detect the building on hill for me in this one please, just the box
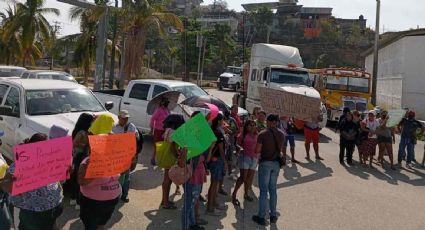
[242,0,366,39]
[169,0,202,16]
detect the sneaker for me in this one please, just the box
[215,204,227,211]
[270,216,278,224]
[121,197,130,203]
[252,215,267,226]
[199,195,207,203]
[206,210,222,217]
[218,188,228,196]
[75,204,80,210]
[69,199,77,206]
[189,225,205,230]
[196,218,208,226]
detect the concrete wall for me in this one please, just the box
[365,39,404,111]
[401,36,425,120]
[365,35,425,120]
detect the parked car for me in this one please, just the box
[94,79,249,132]
[0,78,117,160]
[21,70,77,83]
[0,66,27,79]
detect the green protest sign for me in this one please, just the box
[386,110,405,127]
[171,113,217,159]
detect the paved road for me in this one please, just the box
[56,89,425,230]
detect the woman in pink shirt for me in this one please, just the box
[150,97,171,165]
[78,114,121,230]
[232,120,258,206]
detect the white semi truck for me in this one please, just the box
[244,43,327,127]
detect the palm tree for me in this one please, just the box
[2,0,60,66]
[69,6,100,86]
[120,0,183,79]
[0,5,22,65]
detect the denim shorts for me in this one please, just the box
[208,159,224,182]
[238,155,258,170]
[284,135,295,147]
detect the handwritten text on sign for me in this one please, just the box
[85,133,136,178]
[259,87,321,122]
[12,136,72,196]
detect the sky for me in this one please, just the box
[1,0,424,36]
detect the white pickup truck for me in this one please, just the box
[94,79,248,132]
[0,79,117,160]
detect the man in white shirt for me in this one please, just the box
[112,110,139,203]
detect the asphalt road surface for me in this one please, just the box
[54,88,425,230]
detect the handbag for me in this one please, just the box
[169,163,192,186]
[156,141,177,169]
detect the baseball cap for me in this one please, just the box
[119,110,130,118]
[368,110,376,116]
[267,114,279,122]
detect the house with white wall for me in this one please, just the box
[364,29,425,120]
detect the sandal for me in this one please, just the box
[244,195,254,202]
[232,199,240,207]
[162,203,177,210]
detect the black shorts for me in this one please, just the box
[19,205,63,230]
[80,195,119,230]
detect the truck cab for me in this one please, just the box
[217,66,242,91]
[245,43,327,127]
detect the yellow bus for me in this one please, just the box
[310,68,374,122]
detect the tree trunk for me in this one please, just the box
[109,0,119,89]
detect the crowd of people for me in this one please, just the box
[0,97,425,230]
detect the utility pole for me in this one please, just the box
[183,17,189,82]
[372,0,380,106]
[51,21,61,70]
[56,0,108,90]
[196,31,203,86]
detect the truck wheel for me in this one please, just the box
[234,83,240,92]
[218,84,223,91]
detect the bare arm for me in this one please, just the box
[78,162,95,186]
[255,143,262,159]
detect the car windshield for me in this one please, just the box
[172,85,208,98]
[325,75,369,93]
[26,89,104,115]
[270,68,311,86]
[38,74,73,82]
[0,68,25,77]
[225,67,241,75]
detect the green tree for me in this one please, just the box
[0,5,22,65]
[69,6,101,85]
[249,7,274,43]
[318,21,341,44]
[120,0,183,79]
[2,0,60,66]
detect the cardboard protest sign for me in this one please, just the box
[171,113,217,159]
[85,133,136,178]
[12,136,72,195]
[259,87,321,122]
[386,110,405,127]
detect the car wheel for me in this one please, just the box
[218,84,223,90]
[234,83,240,92]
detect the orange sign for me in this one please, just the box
[85,133,137,178]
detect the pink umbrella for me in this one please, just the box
[205,103,219,122]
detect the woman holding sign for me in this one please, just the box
[1,133,65,230]
[78,114,121,230]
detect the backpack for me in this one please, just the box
[124,123,144,153]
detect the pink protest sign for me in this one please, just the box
[12,136,73,196]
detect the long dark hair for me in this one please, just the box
[211,113,224,131]
[24,133,48,144]
[72,113,95,139]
